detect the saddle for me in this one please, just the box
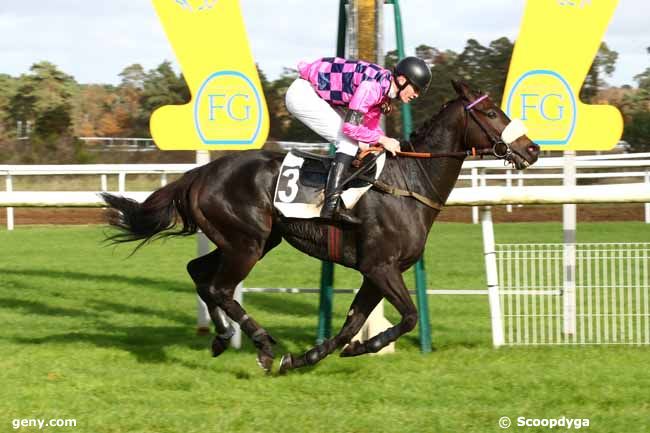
[291,149,380,189]
[273,149,386,220]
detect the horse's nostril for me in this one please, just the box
[528,144,540,155]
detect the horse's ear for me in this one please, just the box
[451,79,462,95]
[451,80,472,100]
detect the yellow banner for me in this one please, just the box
[503,0,623,151]
[150,0,269,150]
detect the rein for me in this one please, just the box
[359,147,488,160]
[361,93,516,211]
[396,148,492,159]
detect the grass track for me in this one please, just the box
[1,223,649,433]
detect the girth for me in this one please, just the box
[367,178,443,211]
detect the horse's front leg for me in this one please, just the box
[278,277,382,373]
[340,266,418,357]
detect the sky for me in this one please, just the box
[0,1,648,87]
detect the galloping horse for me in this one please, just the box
[102,81,539,373]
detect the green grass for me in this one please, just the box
[1,223,650,433]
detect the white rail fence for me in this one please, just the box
[496,243,650,345]
[1,164,195,230]
[460,153,650,223]
[2,153,649,229]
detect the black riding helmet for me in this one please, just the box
[394,56,432,95]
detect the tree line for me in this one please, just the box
[1,37,649,163]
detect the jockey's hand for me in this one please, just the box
[378,136,401,156]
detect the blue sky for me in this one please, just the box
[1,1,648,86]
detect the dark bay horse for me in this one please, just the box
[101,81,539,373]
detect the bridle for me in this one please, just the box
[462,94,515,164]
[395,94,519,165]
[368,93,527,211]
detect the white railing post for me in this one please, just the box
[118,172,126,193]
[481,206,504,347]
[100,174,108,192]
[6,173,14,230]
[195,151,213,335]
[563,151,577,336]
[232,283,243,349]
[517,171,524,208]
[161,172,168,187]
[471,168,479,224]
[645,170,650,224]
[506,169,513,213]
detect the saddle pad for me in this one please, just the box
[299,158,378,189]
[273,151,386,219]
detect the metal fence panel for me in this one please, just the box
[496,243,650,345]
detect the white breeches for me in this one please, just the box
[285,78,360,156]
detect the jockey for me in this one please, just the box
[285,56,432,225]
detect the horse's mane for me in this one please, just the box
[408,97,460,145]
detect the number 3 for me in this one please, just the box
[278,168,299,202]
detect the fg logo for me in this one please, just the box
[194,70,263,145]
[505,70,577,145]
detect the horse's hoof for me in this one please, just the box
[340,341,365,358]
[256,353,274,373]
[211,336,229,357]
[278,353,293,374]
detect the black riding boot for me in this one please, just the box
[320,153,362,225]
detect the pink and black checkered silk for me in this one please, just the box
[297,57,393,145]
[298,57,392,106]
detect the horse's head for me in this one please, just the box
[451,80,539,170]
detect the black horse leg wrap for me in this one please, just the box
[304,346,326,365]
[238,316,276,349]
[217,325,235,340]
[366,327,401,353]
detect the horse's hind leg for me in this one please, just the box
[278,277,383,373]
[188,229,282,370]
[340,267,418,357]
[208,246,280,371]
[187,249,235,357]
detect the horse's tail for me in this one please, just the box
[101,166,203,250]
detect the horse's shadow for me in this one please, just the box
[1,268,321,366]
[0,268,190,294]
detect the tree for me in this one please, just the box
[580,42,618,102]
[620,46,650,151]
[415,44,439,66]
[257,65,281,140]
[71,84,113,137]
[623,111,650,151]
[0,74,18,139]
[7,61,77,140]
[384,49,399,70]
[454,37,514,102]
[136,61,190,136]
[119,64,146,90]
[484,37,515,102]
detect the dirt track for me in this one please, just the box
[0,204,644,226]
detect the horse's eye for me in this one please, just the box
[487,111,498,119]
